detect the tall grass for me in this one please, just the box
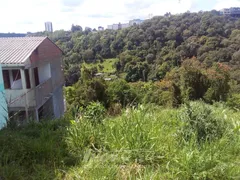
[0,102,239,179]
[0,119,74,180]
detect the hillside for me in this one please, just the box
[46,11,240,86]
[1,10,240,179]
[0,102,240,179]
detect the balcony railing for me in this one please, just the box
[6,78,53,109]
[5,89,36,108]
[35,78,53,108]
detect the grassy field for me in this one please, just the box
[0,101,240,179]
[83,58,118,74]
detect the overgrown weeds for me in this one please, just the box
[0,102,239,179]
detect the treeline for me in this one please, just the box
[65,58,232,113]
[0,33,26,37]
[49,10,240,85]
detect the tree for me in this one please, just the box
[71,24,83,32]
[65,65,81,86]
[82,49,95,62]
[107,79,137,106]
[146,53,155,64]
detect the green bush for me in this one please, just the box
[107,79,137,107]
[0,119,73,179]
[1,102,240,179]
[179,101,226,143]
[84,102,106,123]
[226,93,240,110]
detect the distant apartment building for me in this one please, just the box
[107,24,120,30]
[129,19,144,26]
[107,19,144,30]
[107,23,128,30]
[113,24,120,30]
[45,22,53,32]
[107,25,113,30]
[98,26,104,31]
[220,7,240,17]
[121,23,130,28]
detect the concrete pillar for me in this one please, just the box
[20,69,29,121]
[29,68,35,88]
[20,69,26,89]
[9,70,13,87]
[35,108,39,122]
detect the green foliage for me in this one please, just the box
[204,63,230,102]
[226,93,240,110]
[179,59,209,101]
[107,79,137,107]
[83,58,118,73]
[0,119,74,179]
[131,80,181,107]
[2,11,240,179]
[179,101,226,143]
[41,11,239,85]
[64,65,81,86]
[66,58,231,112]
[166,58,231,104]
[84,102,106,123]
[1,102,240,179]
[71,24,83,33]
[68,78,108,108]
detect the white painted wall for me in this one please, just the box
[112,24,119,30]
[5,89,36,108]
[10,70,23,90]
[11,79,23,89]
[122,23,130,28]
[38,63,51,84]
[107,25,113,30]
[52,86,64,118]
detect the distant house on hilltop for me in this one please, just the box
[107,22,129,30]
[98,26,104,31]
[107,19,144,30]
[220,7,240,17]
[0,37,65,126]
[129,19,144,26]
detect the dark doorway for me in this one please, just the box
[3,70,11,89]
[25,69,31,89]
[34,67,40,86]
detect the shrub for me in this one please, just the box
[226,93,240,110]
[107,103,122,116]
[65,78,108,108]
[84,102,106,123]
[142,80,181,107]
[179,101,226,143]
[107,79,137,107]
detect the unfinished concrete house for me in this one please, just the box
[0,37,65,123]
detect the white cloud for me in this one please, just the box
[0,0,239,33]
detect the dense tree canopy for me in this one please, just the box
[45,11,239,85]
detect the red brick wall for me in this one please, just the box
[29,38,64,88]
[30,38,62,64]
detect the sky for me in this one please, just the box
[0,0,239,33]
